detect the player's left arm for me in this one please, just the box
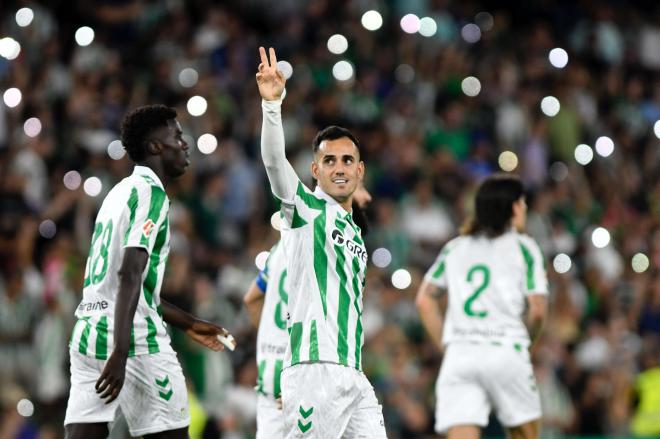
[160,299,229,351]
[521,236,549,345]
[243,280,266,328]
[415,280,446,352]
[526,294,547,345]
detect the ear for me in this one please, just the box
[311,160,319,180]
[146,139,162,155]
[357,161,365,180]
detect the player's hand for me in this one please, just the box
[96,350,128,404]
[256,47,285,101]
[186,319,229,351]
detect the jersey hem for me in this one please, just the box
[128,419,190,436]
[64,416,114,426]
[285,359,362,371]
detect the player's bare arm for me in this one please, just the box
[160,299,230,351]
[525,294,547,345]
[96,247,148,404]
[243,280,265,328]
[415,280,446,352]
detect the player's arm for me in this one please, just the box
[256,46,298,201]
[243,280,266,328]
[525,294,547,345]
[96,247,148,404]
[415,280,446,352]
[160,299,229,351]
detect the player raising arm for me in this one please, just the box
[416,174,548,439]
[256,47,387,438]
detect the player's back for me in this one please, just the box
[437,230,547,348]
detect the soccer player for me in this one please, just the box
[243,185,372,439]
[64,105,231,439]
[416,173,548,439]
[256,47,387,438]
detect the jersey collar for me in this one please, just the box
[132,165,165,190]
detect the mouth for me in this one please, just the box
[332,178,348,185]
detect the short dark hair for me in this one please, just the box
[312,126,360,156]
[462,174,525,237]
[121,105,177,162]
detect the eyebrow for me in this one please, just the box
[322,154,355,159]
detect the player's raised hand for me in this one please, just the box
[256,47,285,101]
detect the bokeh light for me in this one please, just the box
[3,87,21,108]
[372,248,392,268]
[16,399,34,417]
[15,8,34,27]
[39,220,56,239]
[392,269,412,290]
[277,60,293,80]
[540,96,560,116]
[591,227,610,248]
[83,176,102,197]
[475,12,494,31]
[187,95,207,116]
[255,251,270,270]
[197,133,218,154]
[549,162,569,182]
[395,64,414,83]
[418,17,437,37]
[461,76,481,97]
[75,26,95,46]
[498,151,518,171]
[0,37,21,60]
[594,136,614,157]
[361,10,383,31]
[461,23,481,43]
[400,14,421,34]
[178,68,198,88]
[654,120,660,139]
[23,117,42,137]
[574,144,593,165]
[107,140,126,160]
[631,253,650,273]
[270,211,282,231]
[327,34,348,54]
[332,60,354,81]
[63,171,82,190]
[553,253,572,273]
[549,48,569,68]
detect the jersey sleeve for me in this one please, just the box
[424,243,452,290]
[278,180,325,229]
[122,182,169,255]
[518,236,549,296]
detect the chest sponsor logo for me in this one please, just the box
[77,300,109,312]
[331,229,367,263]
[142,219,155,238]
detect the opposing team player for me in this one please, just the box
[65,105,231,439]
[416,174,548,439]
[243,184,372,439]
[256,46,387,438]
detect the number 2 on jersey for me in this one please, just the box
[83,220,113,287]
[464,264,489,318]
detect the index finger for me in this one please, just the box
[268,47,277,68]
[259,47,269,67]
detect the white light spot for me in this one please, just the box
[475,12,494,31]
[107,140,126,160]
[461,76,481,97]
[361,10,383,31]
[178,68,198,88]
[197,133,217,154]
[549,48,569,68]
[574,144,593,165]
[277,60,293,80]
[15,8,34,27]
[270,211,282,231]
[418,17,437,37]
[75,26,95,47]
[553,253,572,274]
[332,60,354,81]
[327,34,348,55]
[3,87,22,108]
[187,95,207,117]
[653,120,660,139]
[540,96,560,117]
[395,64,415,83]
[255,251,270,271]
[549,162,568,182]
[498,151,518,172]
[391,269,412,290]
[0,37,21,60]
[461,23,481,43]
[23,117,42,137]
[631,253,650,273]
[372,248,392,268]
[16,399,34,417]
[400,14,421,34]
[83,176,102,197]
[39,220,56,239]
[63,171,82,190]
[591,227,610,248]
[594,136,614,157]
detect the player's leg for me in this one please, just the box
[256,394,285,439]
[65,423,109,439]
[447,425,481,439]
[120,352,190,438]
[505,419,541,439]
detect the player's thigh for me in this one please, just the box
[143,427,189,439]
[281,363,356,439]
[119,352,190,437]
[64,350,118,427]
[65,422,109,439]
[342,373,387,439]
[257,394,285,439]
[482,347,541,429]
[434,344,490,435]
[505,418,541,439]
[447,425,481,439]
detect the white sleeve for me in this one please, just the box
[261,92,299,203]
[519,236,549,296]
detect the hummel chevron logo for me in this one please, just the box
[297,405,313,433]
[299,405,314,418]
[155,375,170,388]
[159,388,173,401]
[298,419,312,433]
[155,375,173,401]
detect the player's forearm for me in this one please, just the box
[418,307,444,351]
[526,315,545,345]
[160,299,196,331]
[113,269,143,356]
[243,281,265,328]
[261,98,296,200]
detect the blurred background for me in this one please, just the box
[0,0,659,438]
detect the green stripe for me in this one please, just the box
[309,320,319,361]
[145,317,160,354]
[351,258,363,369]
[273,359,283,398]
[143,218,168,307]
[290,322,303,365]
[432,247,451,279]
[296,182,326,210]
[256,360,266,395]
[518,242,535,290]
[95,316,108,360]
[335,220,350,365]
[123,187,139,245]
[78,317,91,355]
[128,326,135,357]
[140,186,166,247]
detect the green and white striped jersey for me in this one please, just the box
[69,166,174,359]
[279,182,368,370]
[424,230,548,349]
[255,242,288,399]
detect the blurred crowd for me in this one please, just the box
[0,0,659,438]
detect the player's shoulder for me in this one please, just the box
[444,235,469,252]
[511,231,543,255]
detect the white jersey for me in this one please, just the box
[69,166,174,359]
[424,230,548,348]
[255,242,289,399]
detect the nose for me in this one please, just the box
[181,138,189,150]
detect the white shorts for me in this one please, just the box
[435,342,541,434]
[64,350,190,436]
[257,394,285,439]
[281,362,387,439]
